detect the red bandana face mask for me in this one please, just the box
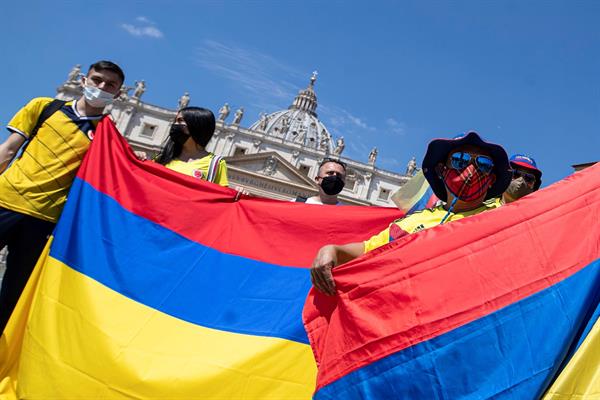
[442,164,494,202]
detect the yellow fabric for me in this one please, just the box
[0,238,51,399]
[364,203,499,253]
[0,98,100,222]
[165,154,228,186]
[542,318,600,399]
[0,256,316,399]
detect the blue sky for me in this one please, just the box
[1,0,599,186]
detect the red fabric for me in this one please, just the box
[77,118,404,267]
[303,162,600,391]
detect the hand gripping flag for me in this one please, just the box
[0,117,403,399]
[303,163,600,399]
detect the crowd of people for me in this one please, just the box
[0,59,543,331]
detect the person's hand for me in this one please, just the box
[233,185,250,195]
[311,245,338,295]
[134,150,148,161]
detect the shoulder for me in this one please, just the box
[483,197,502,209]
[16,97,55,114]
[209,153,227,164]
[391,205,444,224]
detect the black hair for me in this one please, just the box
[319,157,347,171]
[156,107,216,165]
[88,60,125,85]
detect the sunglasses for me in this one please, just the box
[449,152,494,174]
[513,169,536,186]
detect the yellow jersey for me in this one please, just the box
[364,202,500,253]
[0,98,102,222]
[165,154,228,187]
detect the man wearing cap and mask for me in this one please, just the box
[296,158,347,205]
[500,154,542,204]
[311,131,512,295]
[0,60,125,331]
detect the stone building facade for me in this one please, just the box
[55,68,414,206]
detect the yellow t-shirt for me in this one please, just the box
[0,98,101,222]
[165,154,228,187]
[363,202,500,253]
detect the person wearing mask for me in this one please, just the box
[138,107,228,186]
[0,60,125,330]
[310,131,512,295]
[296,158,346,205]
[501,154,542,204]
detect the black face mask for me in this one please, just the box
[320,175,345,195]
[169,124,190,145]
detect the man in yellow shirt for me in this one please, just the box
[311,131,512,295]
[0,60,125,330]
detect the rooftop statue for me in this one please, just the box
[218,103,230,121]
[178,92,190,109]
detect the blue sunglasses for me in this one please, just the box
[450,152,494,174]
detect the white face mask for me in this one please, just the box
[83,84,115,108]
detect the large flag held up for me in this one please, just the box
[303,162,600,399]
[0,118,403,399]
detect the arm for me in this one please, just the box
[310,242,364,295]
[0,132,26,173]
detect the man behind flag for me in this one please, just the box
[304,157,600,399]
[310,131,512,295]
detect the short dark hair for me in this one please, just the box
[88,60,125,85]
[319,157,346,171]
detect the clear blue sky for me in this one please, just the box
[1,0,599,186]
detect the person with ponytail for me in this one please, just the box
[149,106,228,186]
[309,131,512,295]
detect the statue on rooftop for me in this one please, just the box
[406,156,417,176]
[178,92,190,109]
[369,147,378,165]
[218,103,230,121]
[232,107,244,125]
[133,80,146,98]
[67,64,82,83]
[333,136,345,156]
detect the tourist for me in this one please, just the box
[500,154,542,204]
[310,131,512,295]
[296,158,346,205]
[0,60,125,330]
[137,107,228,186]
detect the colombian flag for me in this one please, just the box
[304,162,600,398]
[0,118,403,399]
[390,169,438,214]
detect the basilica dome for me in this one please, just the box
[248,73,335,153]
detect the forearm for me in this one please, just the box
[0,133,26,173]
[332,242,365,265]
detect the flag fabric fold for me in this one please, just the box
[0,117,403,399]
[303,163,600,399]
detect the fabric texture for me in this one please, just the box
[165,154,228,186]
[0,117,403,399]
[304,162,600,399]
[0,97,101,222]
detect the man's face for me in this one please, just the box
[82,68,123,97]
[437,144,497,205]
[443,144,493,171]
[503,165,537,202]
[316,162,346,184]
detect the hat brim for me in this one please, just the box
[422,131,512,202]
[510,161,543,191]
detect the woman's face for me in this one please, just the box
[174,112,191,134]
